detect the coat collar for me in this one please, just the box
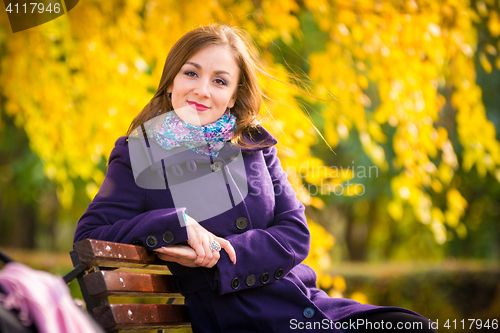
[240,125,278,151]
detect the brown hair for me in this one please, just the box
[127,24,272,149]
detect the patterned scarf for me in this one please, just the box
[147,109,237,157]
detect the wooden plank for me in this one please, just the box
[94,304,190,331]
[84,271,182,297]
[74,239,170,270]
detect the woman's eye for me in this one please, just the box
[214,78,227,86]
[184,71,197,77]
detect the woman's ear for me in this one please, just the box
[166,86,172,100]
[228,93,237,109]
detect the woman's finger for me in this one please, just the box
[186,221,211,265]
[217,237,236,264]
[156,246,197,260]
[184,215,233,266]
[198,237,214,266]
[205,250,220,268]
[156,253,179,262]
[156,253,197,267]
[191,241,206,265]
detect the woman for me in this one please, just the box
[74,25,436,332]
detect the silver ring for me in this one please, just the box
[209,240,221,252]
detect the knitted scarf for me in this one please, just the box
[147,109,237,157]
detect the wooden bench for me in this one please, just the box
[63,239,191,332]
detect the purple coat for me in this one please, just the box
[74,126,417,332]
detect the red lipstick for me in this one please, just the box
[188,101,209,112]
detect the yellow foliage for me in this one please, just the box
[332,275,347,292]
[488,11,500,37]
[0,0,499,268]
[350,291,369,305]
[479,52,493,73]
[303,218,334,283]
[319,274,333,289]
[311,197,325,209]
[456,223,468,239]
[430,179,443,193]
[329,289,344,298]
[343,183,365,196]
[388,200,404,221]
[447,189,468,216]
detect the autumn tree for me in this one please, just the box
[1,0,499,282]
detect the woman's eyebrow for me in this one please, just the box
[184,61,233,78]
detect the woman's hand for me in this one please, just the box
[155,245,198,267]
[155,240,235,268]
[185,214,237,267]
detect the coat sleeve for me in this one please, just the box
[73,137,189,249]
[214,145,310,294]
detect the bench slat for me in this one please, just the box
[94,304,190,331]
[74,239,169,270]
[84,271,182,297]
[70,239,192,331]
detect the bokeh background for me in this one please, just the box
[1,0,499,331]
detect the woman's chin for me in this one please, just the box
[174,106,204,126]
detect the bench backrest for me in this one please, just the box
[65,239,190,332]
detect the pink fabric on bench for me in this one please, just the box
[0,262,98,333]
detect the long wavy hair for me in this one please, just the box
[127,24,272,149]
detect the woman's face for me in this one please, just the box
[168,45,240,126]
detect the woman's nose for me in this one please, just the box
[193,79,210,98]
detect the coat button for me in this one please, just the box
[210,161,222,172]
[162,231,175,244]
[145,235,158,248]
[235,217,248,230]
[303,307,315,319]
[260,272,270,284]
[245,275,256,287]
[274,268,284,279]
[231,277,240,290]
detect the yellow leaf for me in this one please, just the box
[431,179,443,193]
[339,169,354,181]
[487,11,500,37]
[476,1,488,17]
[350,291,369,304]
[479,52,492,73]
[445,210,459,227]
[388,200,403,220]
[484,44,497,56]
[368,121,387,143]
[431,219,447,244]
[357,74,369,89]
[431,207,445,223]
[332,275,347,292]
[447,188,468,216]
[311,197,325,209]
[456,223,468,239]
[86,182,100,200]
[319,274,332,289]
